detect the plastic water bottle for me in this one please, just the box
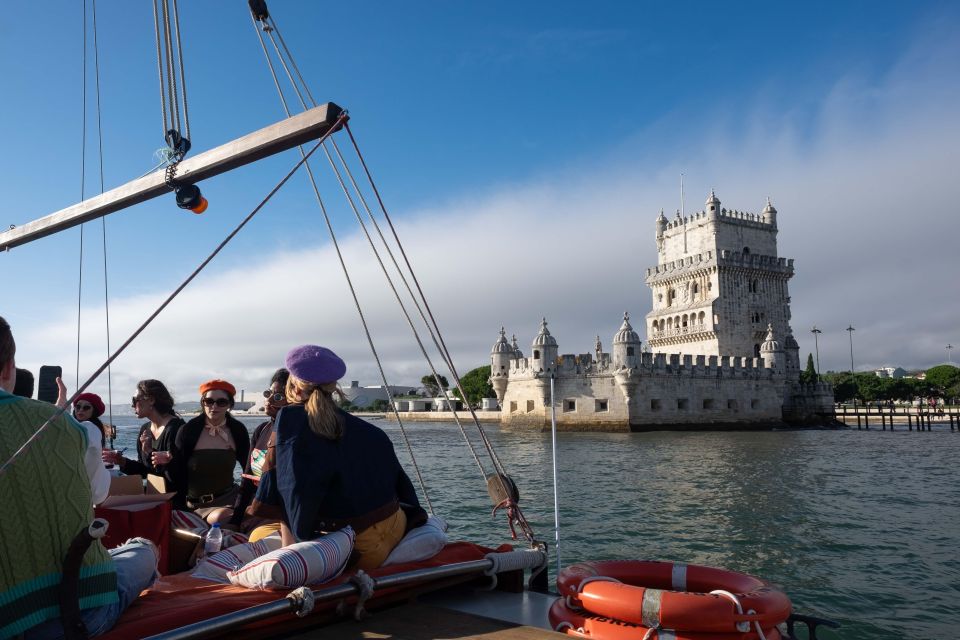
[204,523,223,556]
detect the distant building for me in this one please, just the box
[343,380,418,408]
[491,192,834,431]
[874,367,907,379]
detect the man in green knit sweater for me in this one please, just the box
[0,316,159,639]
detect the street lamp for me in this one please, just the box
[846,325,856,410]
[948,344,954,365]
[846,325,855,373]
[811,326,822,381]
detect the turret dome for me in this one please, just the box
[760,324,781,353]
[762,197,777,215]
[511,334,523,358]
[532,318,557,347]
[783,333,799,350]
[705,189,720,207]
[612,312,641,344]
[491,327,513,354]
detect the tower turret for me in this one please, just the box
[656,209,667,252]
[511,334,523,359]
[762,197,778,227]
[760,324,784,376]
[612,312,641,369]
[783,332,800,382]
[705,189,720,219]
[489,327,513,402]
[530,318,558,374]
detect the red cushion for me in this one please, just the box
[94,501,172,574]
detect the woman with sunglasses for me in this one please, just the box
[73,392,108,447]
[169,379,250,520]
[102,380,183,481]
[207,368,290,533]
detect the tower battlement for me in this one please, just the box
[645,250,794,280]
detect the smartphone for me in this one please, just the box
[37,365,62,404]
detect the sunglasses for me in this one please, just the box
[202,397,230,408]
[262,390,285,403]
[74,403,93,411]
[131,395,148,407]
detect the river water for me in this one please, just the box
[111,417,959,640]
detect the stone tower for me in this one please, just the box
[611,312,641,369]
[645,191,795,359]
[489,327,513,403]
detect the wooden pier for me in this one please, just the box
[836,405,959,432]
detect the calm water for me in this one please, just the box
[112,417,959,640]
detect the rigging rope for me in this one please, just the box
[250,15,440,512]
[0,113,348,478]
[250,6,537,542]
[90,0,115,444]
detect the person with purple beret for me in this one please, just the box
[249,345,423,570]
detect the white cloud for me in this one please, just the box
[13,29,960,400]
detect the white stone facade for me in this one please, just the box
[491,193,834,431]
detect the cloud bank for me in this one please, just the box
[13,27,960,402]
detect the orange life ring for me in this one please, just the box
[557,560,791,635]
[549,598,783,640]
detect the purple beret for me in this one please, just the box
[285,345,346,385]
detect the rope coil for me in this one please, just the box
[286,586,315,618]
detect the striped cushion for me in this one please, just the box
[192,534,282,583]
[383,515,448,566]
[171,509,207,535]
[227,527,355,590]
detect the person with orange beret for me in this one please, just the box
[169,379,250,519]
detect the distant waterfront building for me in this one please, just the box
[343,381,419,408]
[491,192,834,431]
[874,367,907,379]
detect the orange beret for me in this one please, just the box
[199,379,236,397]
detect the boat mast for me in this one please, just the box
[0,103,344,252]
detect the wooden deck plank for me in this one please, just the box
[282,603,562,640]
[0,103,343,251]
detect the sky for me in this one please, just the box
[1,1,958,404]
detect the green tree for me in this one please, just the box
[420,374,449,397]
[924,365,960,396]
[800,353,817,384]
[370,398,390,412]
[452,366,494,407]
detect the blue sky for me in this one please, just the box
[2,1,958,401]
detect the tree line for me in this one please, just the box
[805,358,960,405]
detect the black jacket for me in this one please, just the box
[169,414,250,510]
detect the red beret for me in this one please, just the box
[75,393,105,417]
[199,379,236,397]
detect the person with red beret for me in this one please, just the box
[249,345,423,570]
[72,392,109,447]
[169,379,250,519]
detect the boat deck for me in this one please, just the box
[284,601,563,640]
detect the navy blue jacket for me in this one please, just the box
[251,406,419,541]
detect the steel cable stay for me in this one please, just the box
[74,0,116,441]
[250,4,537,542]
[248,15,442,514]
[0,113,348,478]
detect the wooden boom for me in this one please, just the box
[0,102,344,251]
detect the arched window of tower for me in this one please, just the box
[534,350,540,359]
[743,247,751,254]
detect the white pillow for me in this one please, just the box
[227,527,355,590]
[192,534,282,583]
[382,515,448,566]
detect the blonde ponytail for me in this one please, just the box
[286,375,344,440]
